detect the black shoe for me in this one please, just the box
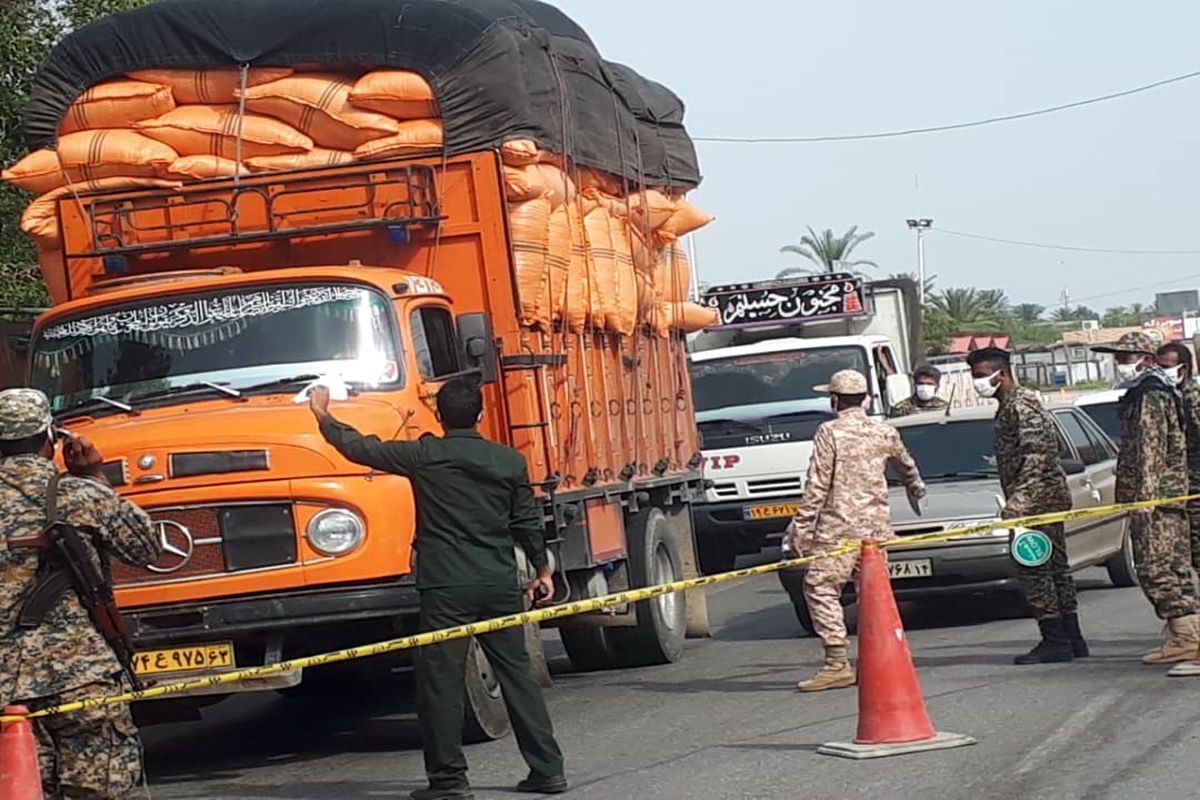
[1063,612,1089,658]
[517,773,569,794]
[410,787,474,800]
[1014,617,1075,665]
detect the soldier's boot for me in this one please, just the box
[797,645,857,692]
[1063,612,1089,658]
[1142,614,1200,665]
[1013,617,1074,665]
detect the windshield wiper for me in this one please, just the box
[128,381,243,405]
[925,470,997,481]
[765,410,833,422]
[57,395,140,419]
[241,375,321,394]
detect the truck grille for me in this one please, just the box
[709,478,802,500]
[111,503,295,587]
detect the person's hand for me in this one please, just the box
[62,433,106,483]
[526,568,555,607]
[908,482,927,502]
[308,384,331,418]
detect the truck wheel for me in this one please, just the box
[1105,524,1138,588]
[559,627,615,672]
[609,507,687,667]
[462,638,511,743]
[696,535,738,575]
[792,597,816,637]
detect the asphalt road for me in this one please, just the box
[142,561,1200,800]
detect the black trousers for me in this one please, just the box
[415,584,563,789]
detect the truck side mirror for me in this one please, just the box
[884,373,912,408]
[457,312,498,385]
[1060,457,1086,476]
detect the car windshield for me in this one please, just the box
[32,283,402,416]
[689,346,868,413]
[891,419,999,483]
[1079,401,1121,445]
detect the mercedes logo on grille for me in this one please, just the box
[146,520,196,574]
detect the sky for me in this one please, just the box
[551,0,1200,314]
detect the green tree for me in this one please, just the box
[778,225,877,277]
[929,287,1006,331]
[0,0,150,307]
[1011,303,1045,324]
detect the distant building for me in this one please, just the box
[927,333,1012,366]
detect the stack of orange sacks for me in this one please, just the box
[1,67,716,335]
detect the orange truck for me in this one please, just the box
[12,0,711,736]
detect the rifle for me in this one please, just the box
[17,473,142,691]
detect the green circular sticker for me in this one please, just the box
[1011,529,1053,567]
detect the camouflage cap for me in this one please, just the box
[1091,331,1156,356]
[815,369,869,395]
[0,388,53,440]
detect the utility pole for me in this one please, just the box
[905,218,933,305]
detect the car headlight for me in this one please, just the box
[306,508,365,556]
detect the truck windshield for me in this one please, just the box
[891,419,999,482]
[689,346,869,413]
[32,283,402,415]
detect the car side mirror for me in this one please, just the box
[1060,457,1086,475]
[456,312,498,385]
[885,373,912,408]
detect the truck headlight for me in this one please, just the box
[306,508,365,556]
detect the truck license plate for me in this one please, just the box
[743,503,799,521]
[133,642,236,675]
[888,559,933,579]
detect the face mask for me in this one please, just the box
[1161,365,1183,384]
[915,384,937,402]
[973,371,999,398]
[1115,362,1141,382]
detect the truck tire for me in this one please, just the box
[1105,523,1138,588]
[559,627,615,672]
[791,597,816,637]
[696,534,738,575]
[462,638,511,743]
[608,507,687,667]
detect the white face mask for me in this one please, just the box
[973,371,999,398]
[1161,364,1183,384]
[915,384,937,402]
[1115,362,1142,382]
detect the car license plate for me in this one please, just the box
[888,559,933,579]
[743,502,799,521]
[132,642,236,675]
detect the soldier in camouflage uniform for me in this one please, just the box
[888,364,951,418]
[1093,333,1198,665]
[0,388,160,799]
[967,347,1083,664]
[785,370,926,692]
[1154,343,1200,677]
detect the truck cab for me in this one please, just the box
[686,275,920,573]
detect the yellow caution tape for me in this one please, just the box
[3,491,1196,723]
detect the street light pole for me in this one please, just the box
[905,218,933,306]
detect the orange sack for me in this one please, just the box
[165,155,245,180]
[508,197,553,329]
[607,214,638,335]
[2,149,67,194]
[245,149,354,171]
[657,242,692,304]
[127,67,295,104]
[55,130,179,182]
[665,301,719,333]
[136,105,313,159]
[627,189,676,234]
[500,139,539,167]
[21,177,182,244]
[583,206,617,332]
[354,119,444,160]
[545,206,572,323]
[240,73,401,150]
[654,198,715,246]
[349,70,438,119]
[59,80,175,135]
[565,204,591,332]
[503,165,576,208]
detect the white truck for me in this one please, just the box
[686,274,925,573]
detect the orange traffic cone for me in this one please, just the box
[0,706,43,799]
[818,542,976,759]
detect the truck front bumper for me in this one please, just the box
[691,497,798,554]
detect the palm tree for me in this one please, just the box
[1012,303,1045,324]
[889,271,937,300]
[779,225,878,276]
[929,287,1003,331]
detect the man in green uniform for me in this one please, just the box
[1156,342,1200,573]
[967,348,1084,663]
[309,378,565,800]
[1092,333,1197,665]
[888,365,950,418]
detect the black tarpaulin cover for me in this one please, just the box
[22,0,701,188]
